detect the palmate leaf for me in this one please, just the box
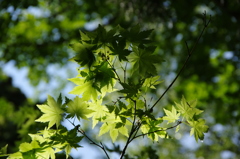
[68,77,98,101]
[163,106,180,124]
[99,113,129,142]
[91,62,116,91]
[175,96,203,120]
[140,118,166,141]
[142,75,162,93]
[69,43,97,68]
[50,126,84,158]
[66,96,94,120]
[35,95,64,129]
[86,99,108,128]
[129,46,162,77]
[109,39,132,61]
[8,139,56,159]
[119,79,143,98]
[119,24,154,44]
[189,119,209,142]
[69,76,116,100]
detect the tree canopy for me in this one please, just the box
[0,0,239,159]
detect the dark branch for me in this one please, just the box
[68,119,110,159]
[133,121,182,140]
[150,13,211,110]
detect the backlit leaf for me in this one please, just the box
[87,99,109,128]
[66,96,93,120]
[163,106,180,124]
[175,96,203,120]
[189,119,209,142]
[35,95,64,129]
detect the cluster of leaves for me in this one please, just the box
[1,24,208,159]
[163,97,208,141]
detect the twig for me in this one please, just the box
[124,62,128,83]
[150,13,211,110]
[120,100,137,159]
[106,57,122,83]
[68,119,110,159]
[133,121,182,140]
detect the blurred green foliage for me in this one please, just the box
[0,0,239,158]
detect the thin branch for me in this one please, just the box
[106,57,122,83]
[78,129,110,159]
[68,119,110,159]
[185,41,190,55]
[150,14,211,110]
[129,122,142,143]
[133,121,182,140]
[124,62,128,83]
[120,100,138,159]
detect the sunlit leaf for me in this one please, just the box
[175,96,203,120]
[66,96,94,120]
[35,95,64,129]
[163,106,180,124]
[189,119,209,142]
[87,99,108,128]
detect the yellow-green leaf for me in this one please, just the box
[66,96,93,120]
[87,99,108,128]
[163,106,180,124]
[189,119,209,142]
[35,95,63,129]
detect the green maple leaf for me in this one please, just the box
[175,96,203,120]
[119,79,143,98]
[35,95,64,129]
[69,76,116,100]
[69,42,97,68]
[95,24,118,45]
[140,118,166,141]
[129,45,162,77]
[17,139,56,159]
[50,127,83,158]
[142,75,162,92]
[119,24,154,44]
[68,77,98,100]
[91,62,116,91]
[87,99,108,128]
[99,113,129,142]
[189,119,209,142]
[109,39,132,61]
[99,122,128,142]
[66,96,93,120]
[163,106,180,124]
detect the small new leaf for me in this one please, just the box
[189,119,209,142]
[142,75,162,92]
[175,96,203,120]
[163,106,180,124]
[0,144,8,155]
[35,95,64,129]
